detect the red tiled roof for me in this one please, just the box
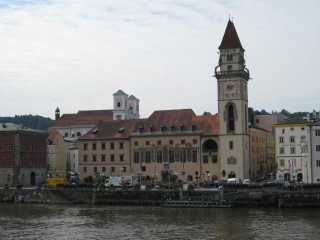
[149,109,195,123]
[80,109,219,140]
[82,119,144,140]
[219,20,243,50]
[77,110,113,117]
[53,110,113,127]
[192,114,219,135]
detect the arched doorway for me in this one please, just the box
[297,173,303,182]
[30,172,36,186]
[228,171,236,178]
[202,139,218,164]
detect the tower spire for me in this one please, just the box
[219,19,243,50]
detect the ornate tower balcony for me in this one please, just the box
[215,66,250,80]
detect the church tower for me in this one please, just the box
[215,20,250,179]
[55,107,60,120]
[113,89,129,120]
[112,89,140,120]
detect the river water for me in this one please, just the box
[0,204,319,240]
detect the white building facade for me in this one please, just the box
[274,123,312,183]
[311,122,320,183]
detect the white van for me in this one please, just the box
[227,178,241,184]
[105,176,122,187]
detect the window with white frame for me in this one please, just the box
[279,137,284,143]
[317,160,320,168]
[290,147,295,154]
[280,147,285,154]
[316,129,320,136]
[290,136,295,143]
[316,145,320,152]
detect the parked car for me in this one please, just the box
[151,185,160,191]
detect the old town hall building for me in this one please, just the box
[49,20,252,183]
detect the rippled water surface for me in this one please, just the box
[0,204,320,240]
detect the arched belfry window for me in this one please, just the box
[227,104,235,132]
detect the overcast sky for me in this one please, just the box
[0,0,319,119]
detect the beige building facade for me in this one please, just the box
[48,130,68,177]
[78,139,131,181]
[130,131,220,183]
[78,110,221,183]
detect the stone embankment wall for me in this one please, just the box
[2,184,320,208]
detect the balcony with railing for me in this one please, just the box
[215,66,250,80]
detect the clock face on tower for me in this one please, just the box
[226,84,234,91]
[224,83,237,99]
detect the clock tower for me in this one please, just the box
[215,20,250,179]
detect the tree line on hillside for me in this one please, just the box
[253,109,309,119]
[0,115,54,130]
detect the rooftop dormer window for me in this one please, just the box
[117,102,121,108]
[138,126,144,133]
[118,127,125,133]
[161,126,167,132]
